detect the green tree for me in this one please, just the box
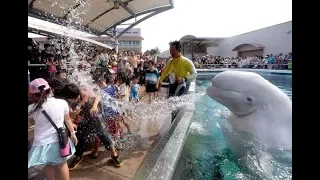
[147,47,161,56]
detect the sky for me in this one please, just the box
[29,0,292,52]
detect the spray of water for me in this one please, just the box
[107,93,202,150]
[213,105,292,180]
[40,1,204,151]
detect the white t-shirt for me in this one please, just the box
[28,98,69,146]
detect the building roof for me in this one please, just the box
[156,49,170,58]
[232,43,264,51]
[28,17,113,49]
[92,36,144,41]
[179,35,225,46]
[28,0,174,38]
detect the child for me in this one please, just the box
[61,84,123,169]
[99,75,117,98]
[28,78,77,180]
[96,76,132,142]
[145,60,160,104]
[130,75,140,103]
[116,72,130,102]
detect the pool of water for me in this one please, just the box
[172,73,292,180]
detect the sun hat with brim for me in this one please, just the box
[29,78,50,94]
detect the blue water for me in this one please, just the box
[172,73,292,180]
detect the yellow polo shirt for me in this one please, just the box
[159,55,196,82]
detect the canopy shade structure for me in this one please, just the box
[28,0,174,38]
[28,16,113,49]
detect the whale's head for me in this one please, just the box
[206,70,292,149]
[206,71,288,117]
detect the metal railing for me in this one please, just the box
[196,63,291,70]
[28,64,46,67]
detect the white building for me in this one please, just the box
[93,28,144,53]
[180,21,292,58]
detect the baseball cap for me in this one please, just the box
[29,78,50,94]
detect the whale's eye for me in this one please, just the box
[247,97,253,102]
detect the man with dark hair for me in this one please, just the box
[157,40,197,97]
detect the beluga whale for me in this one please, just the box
[206,71,292,149]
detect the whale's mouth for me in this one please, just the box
[236,106,259,118]
[207,85,243,101]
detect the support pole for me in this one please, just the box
[191,40,194,60]
[182,43,185,55]
[112,27,119,53]
[115,39,119,54]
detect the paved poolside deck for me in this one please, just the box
[29,86,174,180]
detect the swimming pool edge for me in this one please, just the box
[145,104,195,180]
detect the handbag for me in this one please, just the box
[41,110,71,157]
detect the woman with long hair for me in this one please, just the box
[28,78,78,180]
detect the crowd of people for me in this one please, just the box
[191,52,292,70]
[28,38,197,180]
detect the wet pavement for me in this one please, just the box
[28,86,173,180]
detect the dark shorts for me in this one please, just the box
[134,68,138,75]
[146,83,158,93]
[169,83,186,97]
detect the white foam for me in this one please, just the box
[189,122,206,135]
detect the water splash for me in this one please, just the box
[112,93,202,149]
[215,105,292,180]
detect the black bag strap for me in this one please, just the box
[41,110,59,132]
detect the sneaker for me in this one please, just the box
[69,156,83,171]
[111,155,123,167]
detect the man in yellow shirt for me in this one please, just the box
[157,41,197,97]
